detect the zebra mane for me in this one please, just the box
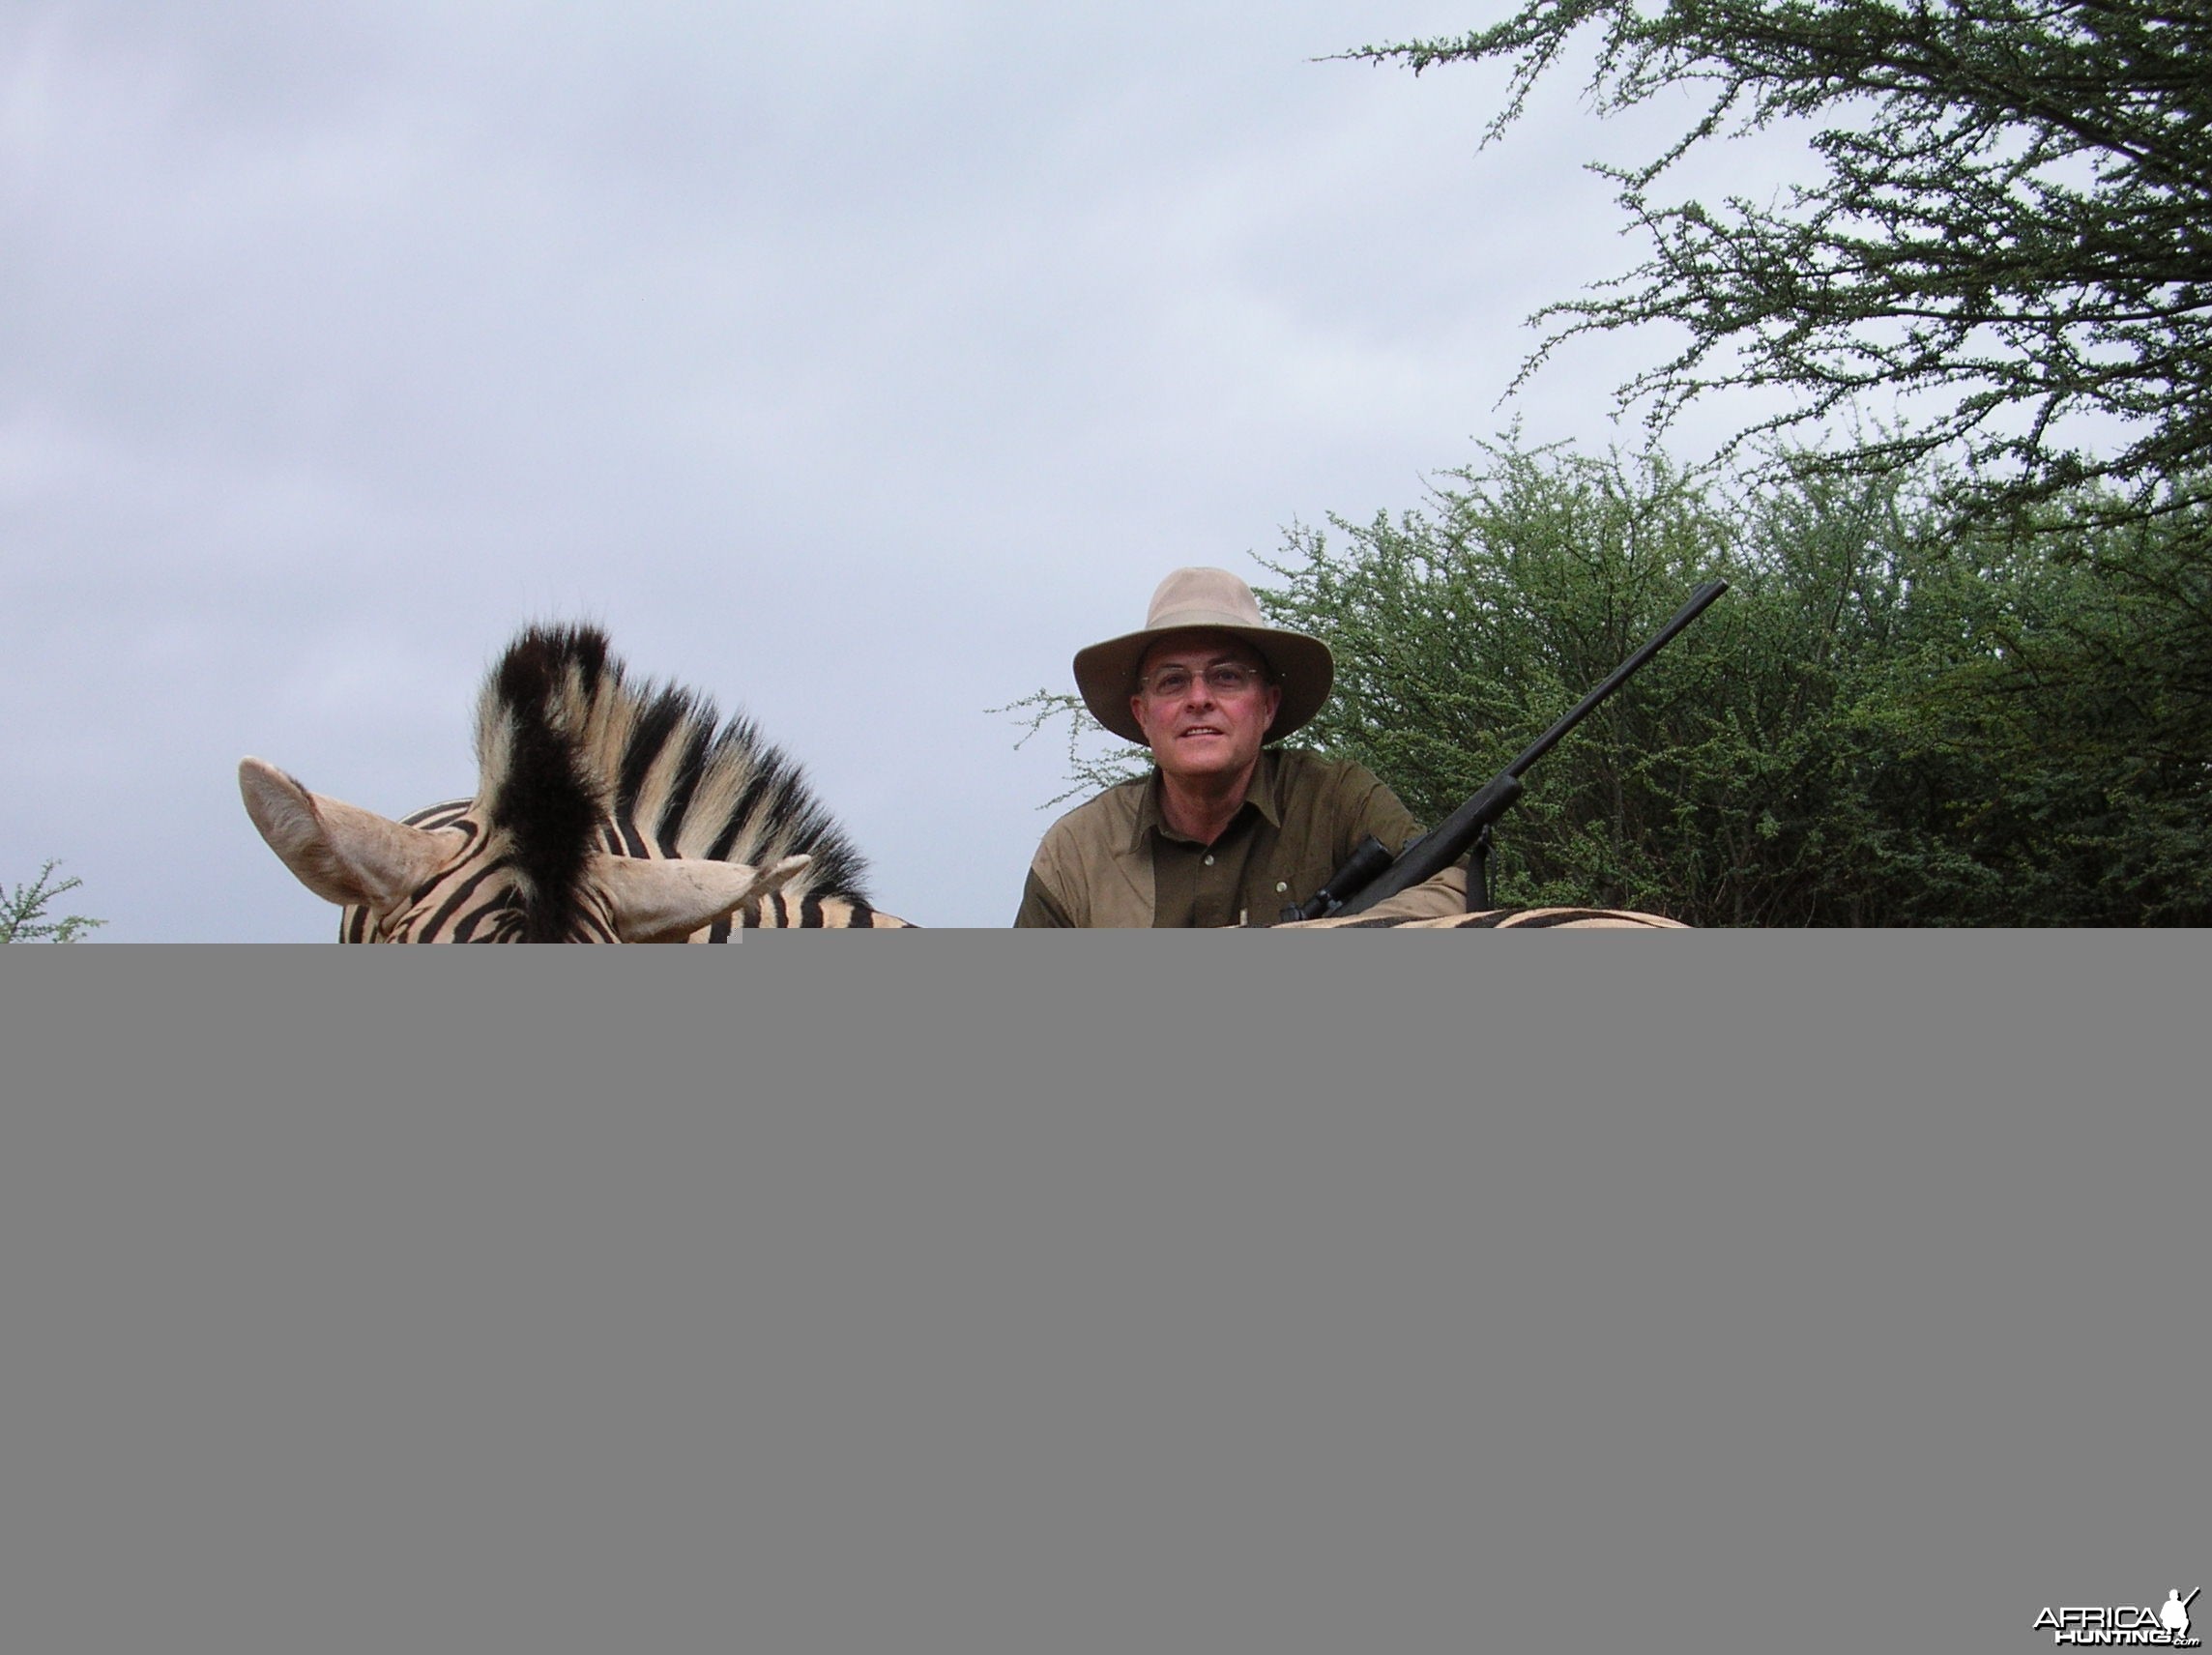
[475,624,873,935]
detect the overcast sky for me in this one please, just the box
[3,1,1809,938]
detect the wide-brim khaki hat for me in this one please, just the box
[1073,566,1334,745]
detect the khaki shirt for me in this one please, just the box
[1014,748,1468,927]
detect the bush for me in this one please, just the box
[1257,439,2212,924]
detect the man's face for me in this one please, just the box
[1130,632,1282,787]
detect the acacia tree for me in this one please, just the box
[1345,1,2212,540]
[1,861,104,943]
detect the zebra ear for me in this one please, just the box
[239,757,452,912]
[593,853,812,943]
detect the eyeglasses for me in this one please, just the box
[1138,662,1268,701]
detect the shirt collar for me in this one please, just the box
[1128,748,1286,852]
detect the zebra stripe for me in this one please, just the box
[1280,907,1685,929]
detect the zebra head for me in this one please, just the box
[240,624,896,941]
[239,757,810,942]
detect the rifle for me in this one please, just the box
[1286,579,1728,921]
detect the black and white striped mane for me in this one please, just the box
[242,624,907,940]
[422,623,881,940]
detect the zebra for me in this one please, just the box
[1277,908,1685,928]
[241,624,913,940]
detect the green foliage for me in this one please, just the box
[1255,438,2212,925]
[2,861,105,943]
[1268,0,2212,920]
[1341,0,2212,550]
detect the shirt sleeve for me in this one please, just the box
[1331,761,1425,861]
[1013,867,1078,928]
[1357,861,1472,920]
[1330,760,1470,917]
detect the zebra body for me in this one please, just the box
[1278,908,1685,929]
[242,624,912,941]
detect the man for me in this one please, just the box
[1014,566,1468,926]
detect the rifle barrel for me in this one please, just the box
[1330,579,1728,916]
[1501,579,1729,782]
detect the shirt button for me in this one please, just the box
[1202,854,1214,866]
